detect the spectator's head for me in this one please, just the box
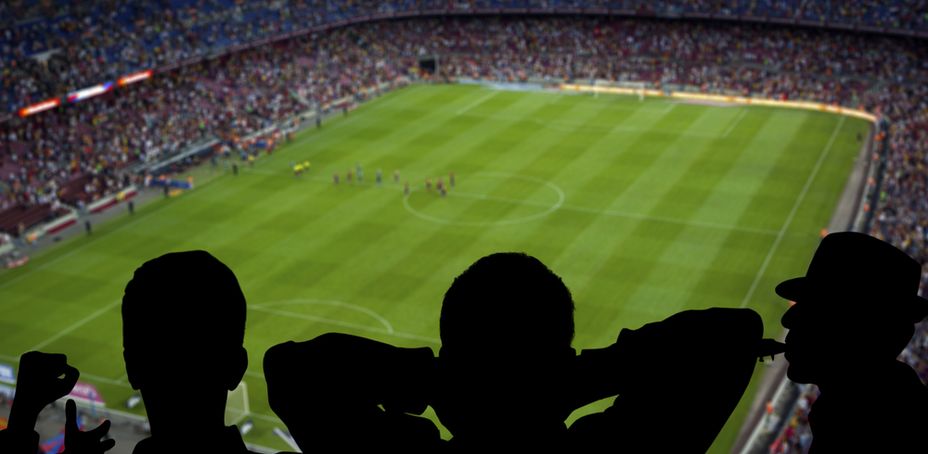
[435,252,575,445]
[779,232,928,385]
[122,250,247,435]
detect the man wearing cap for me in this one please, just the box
[776,232,928,452]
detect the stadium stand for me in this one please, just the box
[2,1,927,114]
[0,203,67,237]
[2,5,927,451]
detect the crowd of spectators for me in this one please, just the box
[1,10,927,450]
[0,20,416,215]
[767,389,815,453]
[2,1,928,114]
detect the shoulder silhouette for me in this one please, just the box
[777,231,928,452]
[122,250,265,453]
[265,252,777,452]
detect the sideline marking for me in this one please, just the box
[722,108,749,137]
[739,116,846,308]
[29,300,121,352]
[455,90,499,115]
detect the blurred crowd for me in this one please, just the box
[0,22,413,214]
[2,0,927,113]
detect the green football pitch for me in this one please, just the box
[0,84,870,451]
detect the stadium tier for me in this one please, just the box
[2,0,928,115]
[1,3,927,453]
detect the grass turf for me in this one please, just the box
[0,83,870,451]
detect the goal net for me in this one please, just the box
[225,381,250,426]
[620,81,647,101]
[590,80,647,101]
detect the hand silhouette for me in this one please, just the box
[616,307,764,392]
[62,399,115,454]
[8,351,79,431]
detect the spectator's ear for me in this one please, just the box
[226,346,248,391]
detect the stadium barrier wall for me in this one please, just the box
[851,124,883,232]
[140,138,220,175]
[88,186,138,214]
[22,186,138,243]
[559,83,879,123]
[43,211,77,236]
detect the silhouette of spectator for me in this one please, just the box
[0,351,115,454]
[265,334,441,452]
[778,232,928,452]
[266,252,775,451]
[568,306,774,452]
[432,252,576,451]
[439,253,775,451]
[122,251,263,453]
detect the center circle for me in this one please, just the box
[402,172,565,227]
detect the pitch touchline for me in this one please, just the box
[722,108,748,138]
[0,209,156,290]
[739,116,846,308]
[29,300,121,352]
[455,89,499,115]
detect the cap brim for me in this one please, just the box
[777,278,928,323]
[775,277,806,301]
